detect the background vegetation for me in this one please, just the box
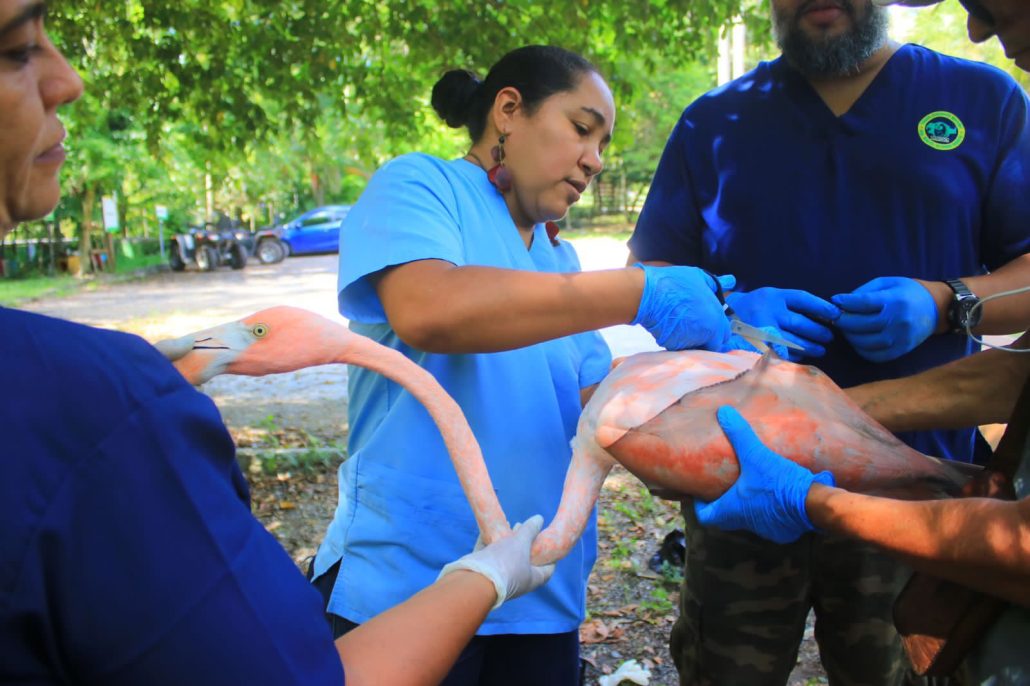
[0,0,1017,279]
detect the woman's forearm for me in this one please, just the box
[335,570,496,686]
[806,484,1030,607]
[377,260,643,353]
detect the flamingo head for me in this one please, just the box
[154,306,346,384]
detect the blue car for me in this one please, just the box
[278,205,351,256]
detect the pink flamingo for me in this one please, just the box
[155,306,512,550]
[157,307,976,567]
[531,349,977,561]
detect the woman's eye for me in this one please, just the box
[2,44,40,65]
[573,122,590,135]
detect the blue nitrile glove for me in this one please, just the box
[831,276,937,363]
[694,406,835,544]
[724,325,789,358]
[632,264,734,351]
[723,288,840,361]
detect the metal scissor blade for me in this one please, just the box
[730,319,805,352]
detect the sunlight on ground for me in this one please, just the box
[114,311,234,340]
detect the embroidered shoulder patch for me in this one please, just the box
[918,111,965,151]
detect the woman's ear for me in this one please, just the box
[490,86,523,135]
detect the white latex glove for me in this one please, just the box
[438,515,555,610]
[598,659,652,686]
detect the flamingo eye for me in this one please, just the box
[252,323,269,338]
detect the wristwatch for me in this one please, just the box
[945,278,982,333]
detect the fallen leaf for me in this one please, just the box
[579,618,626,644]
[600,603,639,617]
[579,618,610,644]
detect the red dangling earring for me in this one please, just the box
[488,133,513,192]
[545,221,560,246]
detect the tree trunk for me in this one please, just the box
[621,168,631,223]
[205,162,214,223]
[309,159,324,206]
[78,185,97,276]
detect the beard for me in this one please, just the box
[772,0,889,78]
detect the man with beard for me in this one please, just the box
[628,0,1030,684]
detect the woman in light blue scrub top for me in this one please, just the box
[311,45,735,686]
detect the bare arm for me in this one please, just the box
[846,331,1030,431]
[807,484,1030,608]
[335,570,495,686]
[376,259,643,353]
[920,253,1030,335]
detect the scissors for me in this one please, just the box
[705,271,805,355]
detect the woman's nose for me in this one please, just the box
[581,147,603,177]
[41,37,84,110]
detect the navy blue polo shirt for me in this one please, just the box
[0,308,343,684]
[630,44,1030,462]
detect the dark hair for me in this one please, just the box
[431,45,599,143]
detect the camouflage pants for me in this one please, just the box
[670,504,914,686]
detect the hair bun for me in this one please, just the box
[431,69,481,128]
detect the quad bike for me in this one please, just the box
[244,226,288,264]
[168,226,248,272]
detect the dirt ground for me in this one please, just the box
[18,240,827,685]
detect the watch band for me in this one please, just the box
[945,278,974,299]
[945,278,980,333]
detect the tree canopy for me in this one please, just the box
[18,0,1017,270]
[50,0,758,147]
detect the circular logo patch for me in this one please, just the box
[918,111,965,151]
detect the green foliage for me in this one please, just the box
[257,414,283,447]
[609,486,662,522]
[36,0,769,246]
[48,0,758,146]
[891,2,1028,88]
[640,584,675,614]
[32,0,1019,259]
[657,560,685,586]
[607,540,634,566]
[255,448,340,475]
[0,274,79,305]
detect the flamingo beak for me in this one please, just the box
[154,321,252,385]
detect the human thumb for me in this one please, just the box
[513,514,545,543]
[511,515,555,599]
[693,496,717,524]
[701,271,736,292]
[514,515,555,585]
[716,406,758,456]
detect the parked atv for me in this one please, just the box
[244,226,288,265]
[168,226,247,272]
